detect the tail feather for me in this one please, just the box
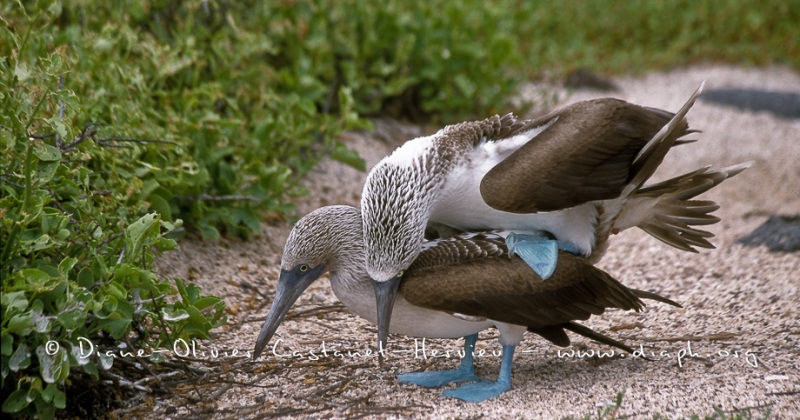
[631,288,682,308]
[528,290,680,354]
[635,162,751,252]
[588,85,750,262]
[562,322,635,354]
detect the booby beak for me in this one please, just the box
[373,274,402,355]
[253,264,325,359]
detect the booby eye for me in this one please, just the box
[299,264,309,272]
[396,270,404,278]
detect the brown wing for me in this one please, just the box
[479,99,687,213]
[402,248,646,329]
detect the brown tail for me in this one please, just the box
[631,288,682,308]
[636,162,751,252]
[528,287,680,354]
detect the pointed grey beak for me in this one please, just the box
[253,264,325,359]
[373,274,402,355]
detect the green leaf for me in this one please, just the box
[330,142,366,171]
[81,361,99,380]
[77,268,95,288]
[52,386,66,409]
[125,213,158,261]
[1,334,13,356]
[20,268,55,287]
[57,310,84,332]
[7,313,34,334]
[2,388,30,413]
[9,343,31,371]
[32,304,51,333]
[14,63,31,83]
[147,193,172,221]
[46,118,69,140]
[98,298,133,339]
[36,345,69,384]
[230,208,260,235]
[192,296,222,311]
[41,382,56,403]
[106,281,127,301]
[32,143,62,162]
[35,157,60,183]
[57,257,78,279]
[1,291,28,315]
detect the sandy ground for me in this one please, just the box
[138,66,799,419]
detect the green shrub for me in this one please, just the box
[513,0,798,75]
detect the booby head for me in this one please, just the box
[253,205,362,359]
[361,150,439,350]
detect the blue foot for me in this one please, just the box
[505,233,579,280]
[442,344,516,403]
[442,379,511,402]
[397,367,479,387]
[397,334,479,387]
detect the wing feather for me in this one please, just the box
[479,99,688,213]
[403,245,647,329]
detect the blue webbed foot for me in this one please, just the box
[442,343,516,403]
[397,366,479,387]
[506,233,580,280]
[441,379,511,402]
[397,334,479,388]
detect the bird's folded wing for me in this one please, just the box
[402,248,645,329]
[480,99,682,213]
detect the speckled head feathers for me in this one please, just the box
[281,205,363,276]
[361,162,431,282]
[360,113,536,283]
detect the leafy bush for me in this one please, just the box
[513,0,798,75]
[0,7,228,419]
[278,0,527,120]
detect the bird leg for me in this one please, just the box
[442,343,515,402]
[396,334,480,387]
[506,233,580,280]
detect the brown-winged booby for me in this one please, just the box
[360,83,748,349]
[253,205,680,402]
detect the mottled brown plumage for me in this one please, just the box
[403,235,679,348]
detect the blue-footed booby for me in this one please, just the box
[253,205,680,402]
[361,84,749,348]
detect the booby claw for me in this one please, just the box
[397,334,479,387]
[506,233,579,280]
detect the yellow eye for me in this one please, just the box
[299,264,309,272]
[396,270,404,278]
